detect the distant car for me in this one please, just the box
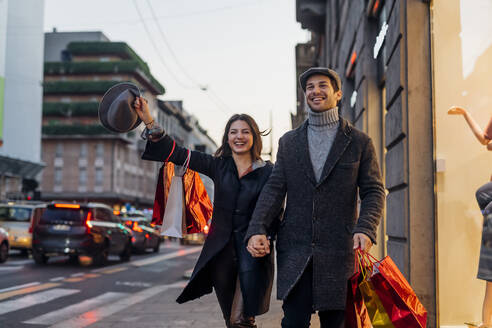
[118,213,161,253]
[0,227,9,263]
[181,224,209,245]
[32,202,133,265]
[0,202,46,256]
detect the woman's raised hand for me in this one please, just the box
[448,106,467,115]
[133,96,154,126]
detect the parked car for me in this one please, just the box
[0,227,9,263]
[118,212,161,253]
[0,201,46,256]
[32,202,133,265]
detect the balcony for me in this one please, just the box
[44,60,164,95]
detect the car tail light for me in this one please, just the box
[54,204,81,209]
[85,211,93,232]
[113,210,120,215]
[132,222,143,232]
[203,225,209,235]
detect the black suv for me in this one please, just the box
[32,203,132,265]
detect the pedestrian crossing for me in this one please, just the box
[0,288,79,315]
[0,282,186,327]
[0,245,197,327]
[24,291,126,325]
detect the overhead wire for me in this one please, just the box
[141,0,234,115]
[132,0,195,89]
[145,0,202,88]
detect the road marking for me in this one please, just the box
[0,288,79,315]
[100,267,128,274]
[0,282,40,293]
[0,266,22,272]
[83,273,100,279]
[70,272,85,277]
[131,247,202,267]
[7,259,33,265]
[0,282,60,301]
[23,292,127,325]
[50,277,65,282]
[64,277,85,283]
[49,283,183,328]
[115,281,152,288]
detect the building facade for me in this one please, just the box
[41,31,217,210]
[296,0,492,326]
[0,0,46,200]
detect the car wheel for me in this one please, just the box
[0,242,8,263]
[153,239,160,253]
[119,240,131,262]
[93,242,109,266]
[32,248,48,265]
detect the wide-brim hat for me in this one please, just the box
[299,67,342,92]
[99,82,142,133]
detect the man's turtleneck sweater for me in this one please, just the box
[307,106,340,182]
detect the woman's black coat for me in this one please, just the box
[141,135,278,316]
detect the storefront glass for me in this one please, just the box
[432,0,492,325]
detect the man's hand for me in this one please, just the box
[353,233,373,252]
[247,235,270,258]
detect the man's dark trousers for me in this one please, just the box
[281,260,345,328]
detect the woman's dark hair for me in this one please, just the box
[214,114,269,161]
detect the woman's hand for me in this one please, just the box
[133,96,154,127]
[447,106,467,115]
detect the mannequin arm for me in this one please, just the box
[448,106,490,145]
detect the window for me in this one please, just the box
[96,143,104,158]
[95,167,103,187]
[0,207,32,222]
[55,143,63,158]
[54,168,63,184]
[80,143,87,158]
[79,167,87,186]
[95,208,113,222]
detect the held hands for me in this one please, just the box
[353,233,373,252]
[447,106,467,115]
[247,235,270,258]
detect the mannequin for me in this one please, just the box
[448,106,492,328]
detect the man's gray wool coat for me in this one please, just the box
[245,118,385,311]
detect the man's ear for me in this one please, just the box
[336,90,343,101]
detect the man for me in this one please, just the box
[245,67,385,328]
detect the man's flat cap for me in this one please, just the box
[299,67,342,92]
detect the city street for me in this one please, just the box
[0,240,315,328]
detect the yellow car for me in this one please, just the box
[0,202,46,255]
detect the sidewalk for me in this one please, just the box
[90,279,320,328]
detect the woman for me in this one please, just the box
[449,106,492,328]
[134,97,279,328]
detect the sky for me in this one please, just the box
[43,0,309,157]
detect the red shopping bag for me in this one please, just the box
[345,256,373,328]
[151,152,212,234]
[360,251,427,328]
